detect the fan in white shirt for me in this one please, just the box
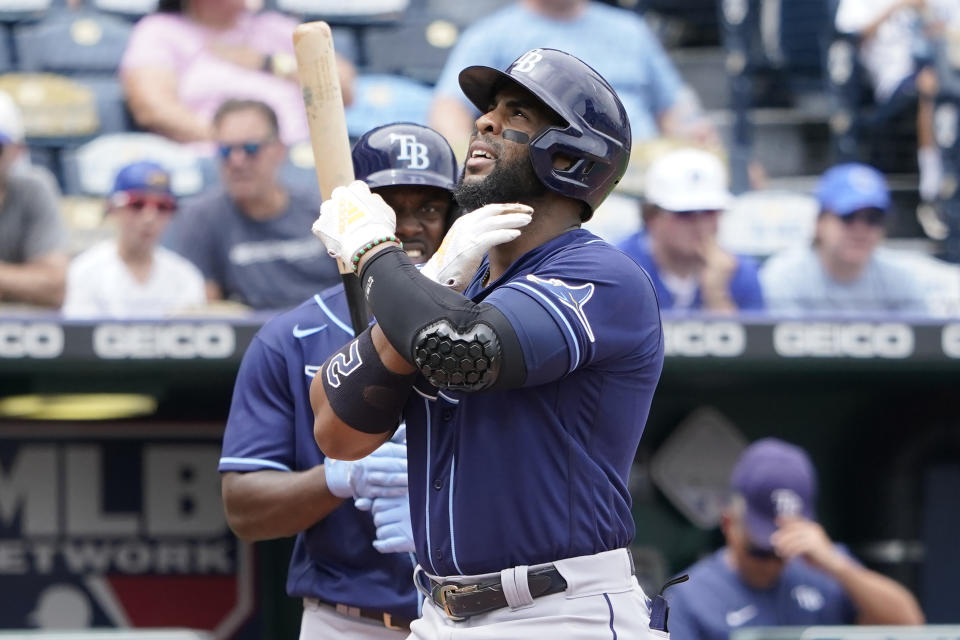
[63,161,205,319]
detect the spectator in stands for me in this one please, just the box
[666,438,924,639]
[617,149,764,312]
[164,99,340,310]
[428,0,716,159]
[836,0,953,203]
[63,161,205,318]
[0,91,67,308]
[120,0,356,145]
[760,163,928,314]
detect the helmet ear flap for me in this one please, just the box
[527,126,628,220]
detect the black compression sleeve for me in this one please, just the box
[358,246,526,390]
[321,327,416,434]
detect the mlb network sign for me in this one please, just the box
[0,428,252,637]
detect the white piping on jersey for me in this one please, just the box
[448,455,463,574]
[506,281,581,373]
[437,391,460,404]
[414,386,438,401]
[313,294,354,336]
[219,457,291,472]
[585,239,605,245]
[423,397,439,574]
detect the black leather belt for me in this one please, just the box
[424,565,568,620]
[314,599,412,632]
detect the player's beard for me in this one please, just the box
[454,149,546,212]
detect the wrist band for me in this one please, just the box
[351,235,401,272]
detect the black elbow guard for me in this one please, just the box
[359,247,525,391]
[413,320,500,390]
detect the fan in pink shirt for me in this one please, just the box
[120,0,355,146]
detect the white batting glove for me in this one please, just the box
[311,180,398,267]
[420,203,533,291]
[324,439,408,500]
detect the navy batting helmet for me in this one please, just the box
[458,48,631,218]
[352,122,459,193]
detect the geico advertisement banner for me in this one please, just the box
[0,428,253,638]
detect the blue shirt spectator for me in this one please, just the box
[617,149,764,312]
[429,0,701,157]
[760,163,928,315]
[666,438,924,639]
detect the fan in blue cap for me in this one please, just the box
[760,162,929,314]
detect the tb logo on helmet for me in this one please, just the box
[389,134,431,169]
[511,50,543,74]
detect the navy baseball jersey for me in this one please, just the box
[403,229,664,576]
[666,549,857,640]
[219,286,420,619]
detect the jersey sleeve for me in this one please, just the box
[484,244,662,387]
[219,334,296,473]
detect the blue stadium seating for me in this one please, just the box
[343,73,432,138]
[72,74,133,135]
[0,26,12,72]
[361,16,457,85]
[0,0,50,25]
[266,0,408,25]
[61,132,208,197]
[90,0,157,21]
[13,8,132,75]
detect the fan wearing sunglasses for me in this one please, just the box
[761,163,928,314]
[164,99,341,310]
[617,148,764,312]
[666,438,924,640]
[62,162,205,318]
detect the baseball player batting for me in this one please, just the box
[310,49,669,638]
[218,123,531,638]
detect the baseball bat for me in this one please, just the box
[293,21,368,336]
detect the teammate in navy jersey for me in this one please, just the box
[310,49,667,638]
[667,439,924,640]
[219,122,532,638]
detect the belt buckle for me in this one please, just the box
[437,583,476,621]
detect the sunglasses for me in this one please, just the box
[112,191,177,214]
[839,208,886,226]
[745,543,780,560]
[217,138,274,160]
[672,209,721,219]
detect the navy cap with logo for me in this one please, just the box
[352,122,458,193]
[110,161,174,197]
[730,438,816,549]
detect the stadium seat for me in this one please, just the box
[0,72,100,146]
[343,73,432,139]
[0,26,12,73]
[0,0,50,24]
[267,0,408,24]
[61,132,207,197]
[91,0,158,21]
[72,74,132,134]
[362,16,458,85]
[13,8,133,75]
[717,189,819,259]
[414,0,513,27]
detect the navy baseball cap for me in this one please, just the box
[110,161,173,197]
[816,163,890,216]
[730,438,816,549]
